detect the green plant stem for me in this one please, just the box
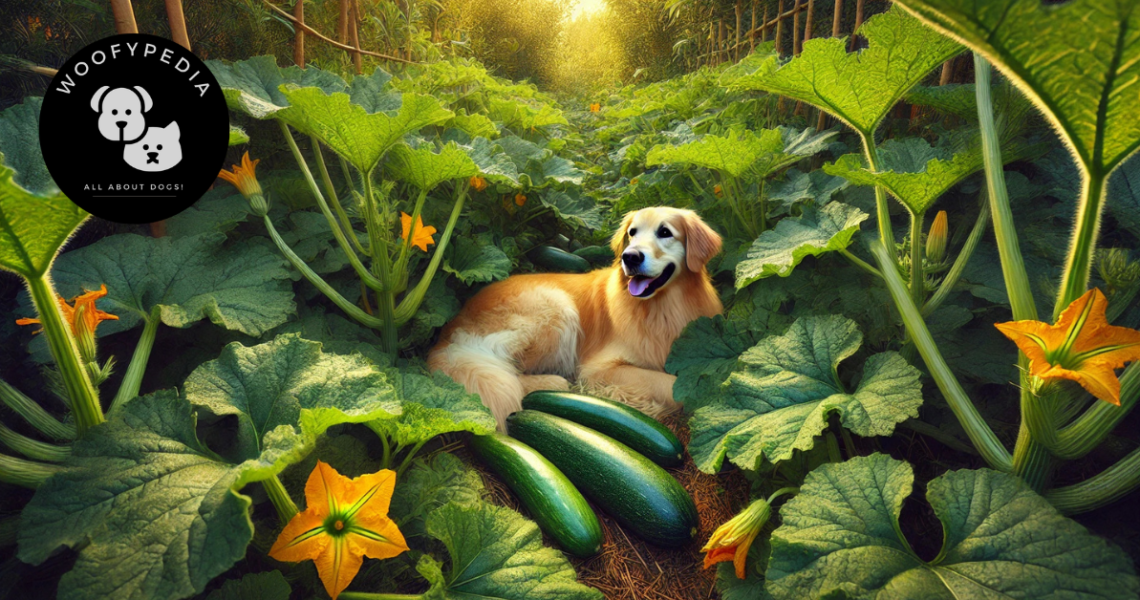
[767,486,799,504]
[262,213,387,329]
[0,422,70,462]
[824,432,842,462]
[1045,445,1140,515]
[26,275,103,434]
[1029,364,1139,460]
[870,241,1012,471]
[341,593,423,600]
[312,136,369,256]
[359,173,398,354]
[0,452,61,488]
[395,440,428,476]
[380,434,392,469]
[110,305,161,414]
[922,202,989,316]
[0,515,17,547]
[394,188,430,281]
[0,378,75,440]
[909,211,925,307]
[262,474,299,523]
[839,249,882,278]
[280,122,385,291]
[858,131,896,264]
[394,185,468,324]
[1055,171,1108,320]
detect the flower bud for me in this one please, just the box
[249,193,270,217]
[469,176,488,192]
[72,303,98,366]
[926,210,948,265]
[1097,248,1140,295]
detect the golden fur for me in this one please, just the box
[428,207,723,428]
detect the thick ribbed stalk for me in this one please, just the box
[26,275,103,433]
[1055,172,1107,321]
[909,211,925,307]
[360,173,397,354]
[394,185,468,324]
[0,378,75,440]
[280,122,384,290]
[393,189,429,284]
[839,249,881,278]
[1045,446,1140,514]
[110,305,161,413]
[1036,364,1139,460]
[262,474,299,523]
[0,453,62,488]
[922,202,989,316]
[263,213,386,330]
[859,131,896,262]
[312,136,369,256]
[870,241,1012,471]
[0,422,70,462]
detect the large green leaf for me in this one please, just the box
[646,129,788,179]
[496,137,583,187]
[204,572,290,600]
[184,334,401,466]
[18,391,293,600]
[767,168,850,211]
[390,453,485,539]
[46,232,295,336]
[766,453,1140,599]
[1108,152,1140,240]
[424,501,604,600]
[539,189,605,230]
[386,141,479,191]
[0,163,87,279]
[444,236,511,284]
[368,368,495,448]
[0,97,54,195]
[165,187,250,238]
[688,316,922,473]
[735,202,868,288]
[464,137,521,186]
[895,0,1140,174]
[278,88,452,173]
[206,56,347,120]
[728,6,962,137]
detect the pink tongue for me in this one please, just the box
[629,277,652,296]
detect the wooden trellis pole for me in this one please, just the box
[718,19,726,63]
[939,56,955,85]
[735,0,743,61]
[294,0,305,67]
[165,0,191,50]
[803,0,815,43]
[818,0,844,130]
[761,5,769,41]
[110,0,138,34]
[338,0,349,43]
[349,0,362,73]
[792,0,802,55]
[750,0,757,50]
[850,0,865,50]
[259,0,417,64]
[775,0,785,54]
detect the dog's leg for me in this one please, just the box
[579,356,681,419]
[518,374,571,395]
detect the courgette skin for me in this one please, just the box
[507,410,698,548]
[470,433,603,557]
[522,391,685,467]
[572,245,615,267]
[529,246,592,273]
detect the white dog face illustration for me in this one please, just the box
[122,122,182,172]
[91,86,152,142]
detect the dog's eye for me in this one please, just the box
[629,228,637,236]
[657,226,672,238]
[143,145,149,150]
[157,145,163,150]
[125,109,131,115]
[112,109,118,115]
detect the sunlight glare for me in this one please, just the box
[571,0,606,19]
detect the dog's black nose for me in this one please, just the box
[146,152,159,164]
[622,250,644,268]
[116,121,127,128]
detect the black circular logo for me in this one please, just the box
[39,34,228,224]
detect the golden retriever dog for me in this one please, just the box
[428,207,723,429]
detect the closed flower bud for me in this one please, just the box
[926,210,948,265]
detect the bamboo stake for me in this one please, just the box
[735,0,743,62]
[258,0,417,64]
[294,0,305,67]
[349,0,362,73]
[718,19,726,64]
[849,0,865,51]
[110,0,138,34]
[762,5,769,41]
[818,0,843,131]
[792,0,802,56]
[776,0,786,112]
[797,0,813,115]
[338,0,349,42]
[751,0,757,50]
[939,56,955,85]
[164,0,191,49]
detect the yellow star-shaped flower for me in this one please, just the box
[269,462,408,600]
[995,288,1140,405]
[217,151,262,199]
[400,212,437,252]
[702,497,770,579]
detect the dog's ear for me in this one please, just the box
[166,121,181,139]
[610,211,636,258]
[682,210,722,272]
[134,87,153,112]
[90,86,110,112]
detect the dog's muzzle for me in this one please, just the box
[146,152,159,164]
[627,263,676,297]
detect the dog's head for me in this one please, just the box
[91,86,152,143]
[610,207,722,299]
[122,122,182,172]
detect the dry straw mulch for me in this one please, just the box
[472,412,752,600]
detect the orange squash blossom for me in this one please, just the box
[995,288,1140,405]
[217,152,263,199]
[269,462,408,600]
[469,175,488,192]
[400,212,437,252]
[515,193,527,206]
[17,284,118,337]
[702,497,771,579]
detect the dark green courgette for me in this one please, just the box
[572,245,615,267]
[529,246,592,273]
[522,391,684,467]
[507,410,698,548]
[470,433,602,557]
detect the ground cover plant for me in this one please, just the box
[2,1,1140,599]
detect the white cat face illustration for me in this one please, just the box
[123,122,182,172]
